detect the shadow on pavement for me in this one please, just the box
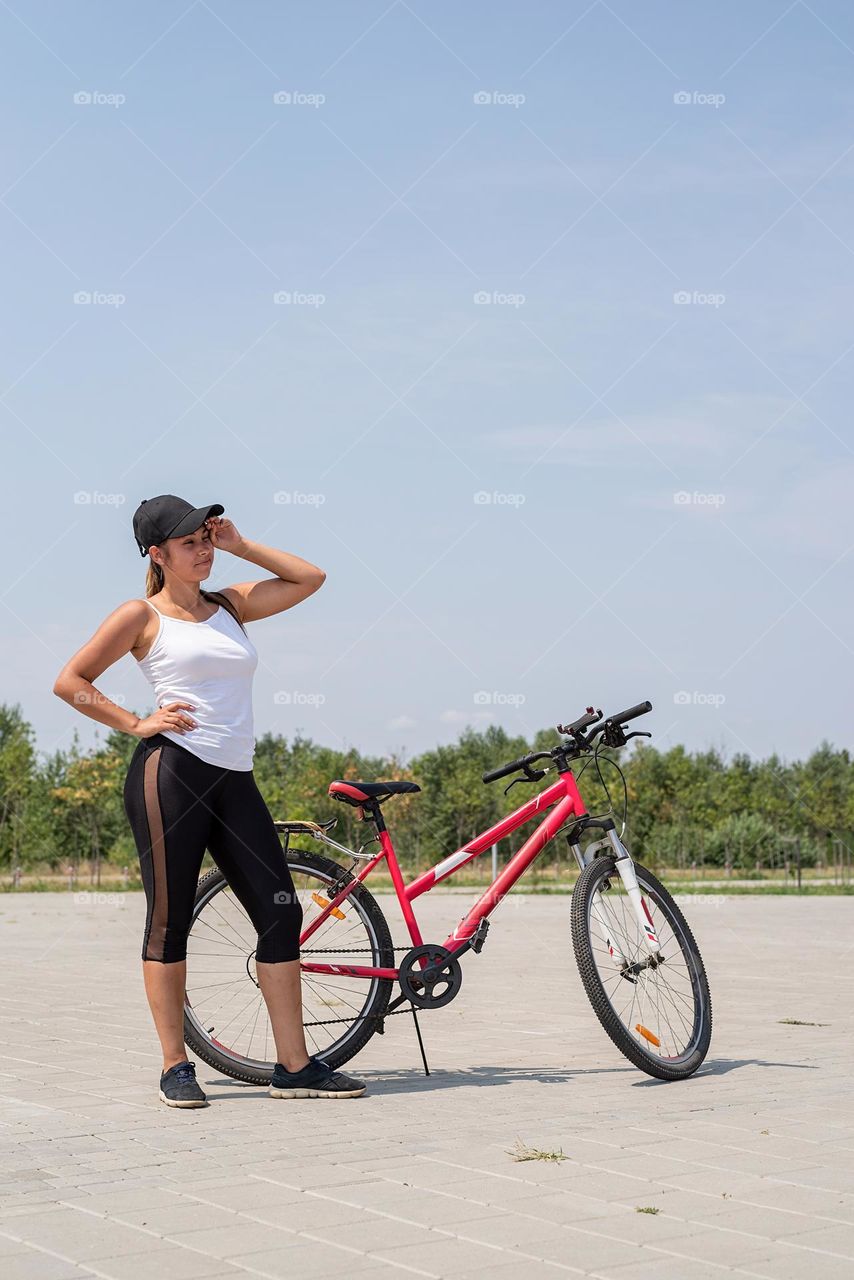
[205,1061,642,1099]
[632,1056,818,1086]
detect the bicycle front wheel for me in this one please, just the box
[571,855,712,1080]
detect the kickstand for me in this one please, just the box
[409,1002,430,1076]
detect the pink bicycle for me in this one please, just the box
[184,700,712,1083]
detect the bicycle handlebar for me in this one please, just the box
[482,699,653,785]
[482,750,549,785]
[606,700,652,725]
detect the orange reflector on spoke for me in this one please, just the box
[635,1023,661,1047]
[312,892,346,920]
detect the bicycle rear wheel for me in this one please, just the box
[571,855,712,1080]
[182,849,394,1083]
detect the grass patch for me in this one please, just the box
[507,1138,567,1163]
[0,879,143,893]
[636,1206,661,1215]
[670,883,853,896]
[778,1017,829,1026]
[3,873,852,897]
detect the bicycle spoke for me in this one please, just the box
[199,893,256,948]
[192,912,253,954]
[245,991,265,1059]
[300,975,371,1021]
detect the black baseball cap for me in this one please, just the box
[133,494,225,557]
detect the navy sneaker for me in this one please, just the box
[269,1055,366,1099]
[159,1059,208,1108]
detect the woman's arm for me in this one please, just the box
[53,600,148,736]
[212,520,326,623]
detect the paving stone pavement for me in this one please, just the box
[0,889,852,1279]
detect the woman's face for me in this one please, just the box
[161,524,214,580]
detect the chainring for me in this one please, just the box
[398,943,463,1009]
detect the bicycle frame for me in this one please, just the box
[297,765,661,981]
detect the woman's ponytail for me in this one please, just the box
[145,559,164,597]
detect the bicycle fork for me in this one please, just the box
[574,827,661,971]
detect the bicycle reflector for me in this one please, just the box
[312,892,346,920]
[635,1024,661,1048]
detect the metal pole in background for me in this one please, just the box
[796,838,802,891]
[492,842,498,882]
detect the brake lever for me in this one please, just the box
[503,766,547,796]
[623,730,652,742]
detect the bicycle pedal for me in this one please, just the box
[471,920,490,954]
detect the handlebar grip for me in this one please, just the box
[607,699,652,725]
[482,753,535,784]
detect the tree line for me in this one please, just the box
[1,702,850,880]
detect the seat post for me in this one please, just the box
[369,803,387,833]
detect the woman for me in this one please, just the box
[53,493,366,1107]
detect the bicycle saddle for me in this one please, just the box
[328,779,421,806]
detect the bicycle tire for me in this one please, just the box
[183,848,395,1083]
[571,855,712,1081]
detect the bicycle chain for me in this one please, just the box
[303,1007,416,1027]
[301,945,422,1027]
[301,946,413,953]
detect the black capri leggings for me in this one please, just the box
[123,733,303,964]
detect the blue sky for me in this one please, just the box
[4,1,854,767]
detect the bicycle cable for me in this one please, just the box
[567,742,628,839]
[591,739,630,838]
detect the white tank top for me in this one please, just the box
[134,598,259,771]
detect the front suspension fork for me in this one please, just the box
[573,828,661,969]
